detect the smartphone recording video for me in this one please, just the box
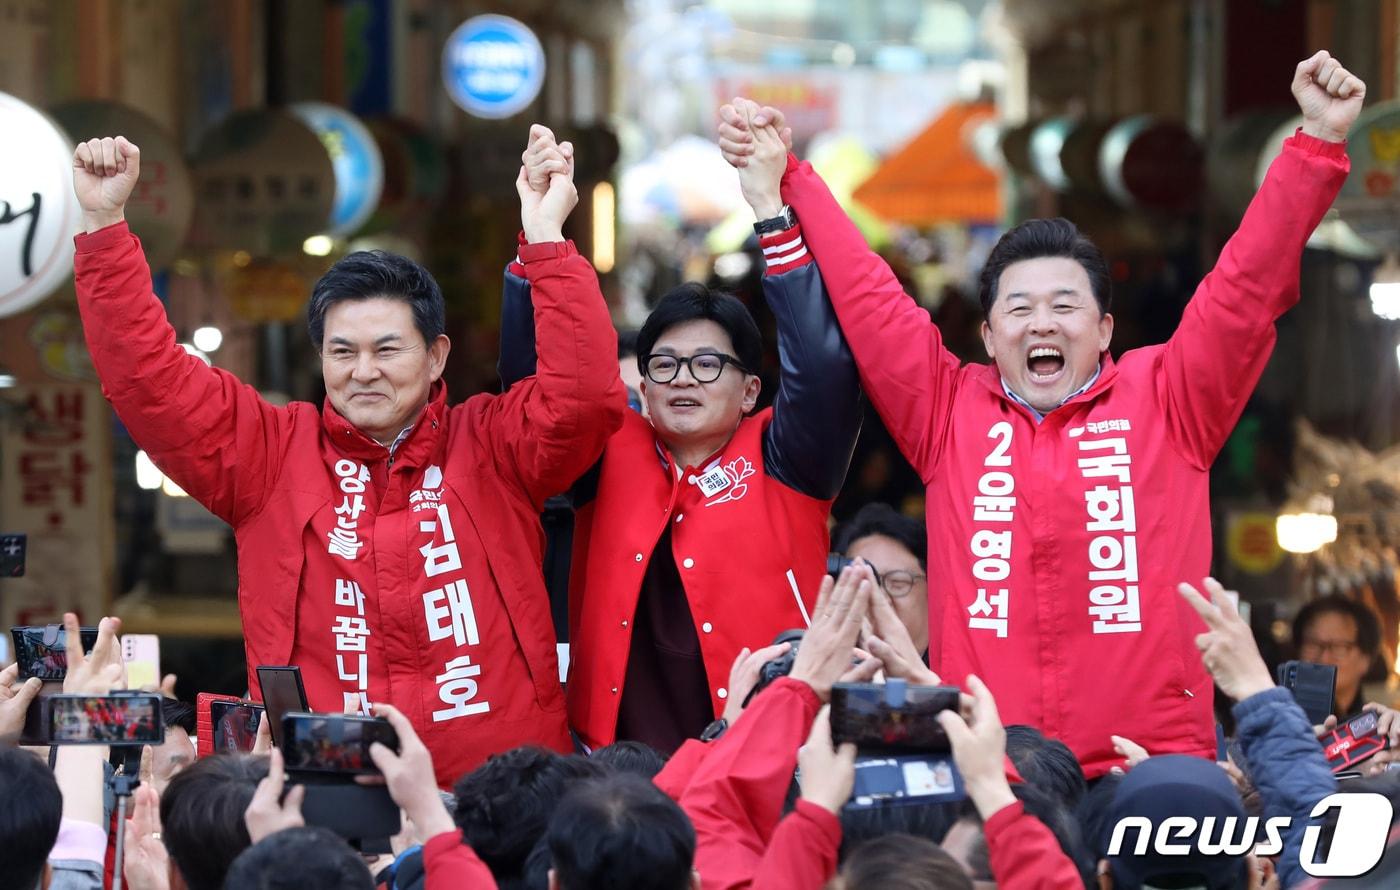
[830,681,960,754]
[281,713,399,775]
[48,693,164,745]
[11,625,100,681]
[209,700,265,754]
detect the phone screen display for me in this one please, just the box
[49,694,164,745]
[12,626,101,681]
[209,701,264,754]
[281,713,399,774]
[830,683,960,753]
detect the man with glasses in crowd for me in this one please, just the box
[499,126,861,753]
[834,503,930,657]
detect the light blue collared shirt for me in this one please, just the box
[1001,364,1102,423]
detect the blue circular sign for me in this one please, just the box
[442,15,545,120]
[290,102,384,238]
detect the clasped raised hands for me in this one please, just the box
[517,124,577,245]
[716,98,793,220]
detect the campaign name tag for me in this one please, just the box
[693,466,732,497]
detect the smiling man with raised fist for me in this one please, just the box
[70,130,624,786]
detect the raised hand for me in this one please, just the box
[789,565,874,702]
[1293,51,1366,143]
[368,702,456,839]
[797,705,857,815]
[72,136,140,232]
[522,125,574,195]
[517,126,578,245]
[1178,578,1275,702]
[123,784,170,890]
[716,99,792,169]
[722,640,792,724]
[0,664,42,741]
[243,747,306,843]
[63,612,125,694]
[937,674,1016,818]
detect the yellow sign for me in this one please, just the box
[1226,512,1286,575]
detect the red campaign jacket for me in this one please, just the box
[423,830,497,889]
[781,133,1350,777]
[74,224,624,787]
[679,677,822,890]
[984,800,1084,890]
[567,413,830,749]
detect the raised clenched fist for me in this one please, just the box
[72,136,141,232]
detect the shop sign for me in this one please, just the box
[0,92,83,319]
[290,102,384,238]
[0,384,113,627]
[442,15,545,119]
[50,100,196,270]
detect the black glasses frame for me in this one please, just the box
[642,352,750,384]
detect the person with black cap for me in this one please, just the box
[1092,754,1263,890]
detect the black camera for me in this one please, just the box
[827,553,881,587]
[744,628,805,707]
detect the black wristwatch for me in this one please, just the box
[753,205,796,236]
[699,717,729,742]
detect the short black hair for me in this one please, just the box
[978,218,1111,319]
[1004,724,1088,809]
[160,753,269,890]
[161,697,197,735]
[1076,770,1125,861]
[548,773,696,890]
[1292,594,1382,658]
[223,826,373,890]
[833,502,928,570]
[0,748,62,890]
[839,797,959,856]
[839,834,973,890]
[591,741,667,779]
[635,283,762,379]
[306,250,446,348]
[453,747,612,884]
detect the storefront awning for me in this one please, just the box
[853,102,1001,227]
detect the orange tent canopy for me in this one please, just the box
[853,102,1001,227]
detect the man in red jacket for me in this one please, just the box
[500,127,863,754]
[716,52,1365,777]
[70,130,624,786]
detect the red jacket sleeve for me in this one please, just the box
[984,800,1082,890]
[779,155,962,480]
[1155,132,1348,468]
[423,830,498,890]
[655,738,712,801]
[73,223,283,525]
[749,800,842,890]
[482,239,626,508]
[679,678,821,890]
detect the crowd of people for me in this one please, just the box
[1,49,1397,890]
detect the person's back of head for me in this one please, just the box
[838,797,960,855]
[160,752,269,890]
[0,747,62,890]
[222,826,372,890]
[1005,725,1087,809]
[591,740,667,778]
[836,834,973,890]
[547,773,697,890]
[454,747,611,883]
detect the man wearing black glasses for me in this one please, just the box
[500,126,861,753]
